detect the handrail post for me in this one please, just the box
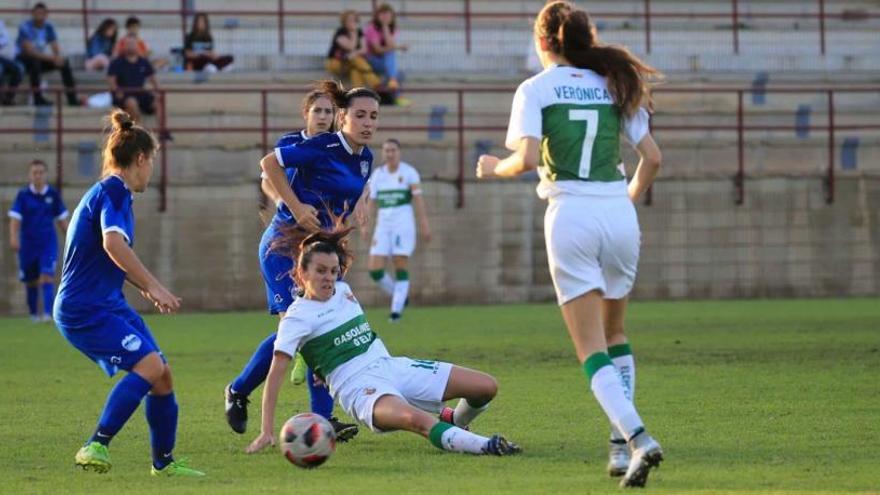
[457,90,465,208]
[278,0,285,54]
[261,90,268,156]
[464,0,472,55]
[56,89,63,194]
[826,90,835,204]
[731,0,740,54]
[81,0,89,52]
[818,0,826,55]
[180,0,188,48]
[644,0,652,54]
[736,90,745,205]
[159,90,168,212]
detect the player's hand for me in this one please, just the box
[145,283,182,314]
[476,154,500,178]
[291,202,320,232]
[10,238,19,252]
[245,432,275,454]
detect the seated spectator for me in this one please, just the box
[184,13,233,72]
[325,10,380,90]
[107,37,162,124]
[114,16,169,71]
[365,4,408,97]
[0,19,23,105]
[85,18,117,72]
[15,3,80,106]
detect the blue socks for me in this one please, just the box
[90,372,152,446]
[231,332,276,396]
[26,285,38,317]
[308,367,334,419]
[145,393,178,470]
[41,283,54,317]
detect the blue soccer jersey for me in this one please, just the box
[273,131,373,228]
[8,183,68,254]
[54,175,135,325]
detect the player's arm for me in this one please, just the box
[627,135,661,202]
[103,232,180,313]
[56,217,69,234]
[246,351,292,453]
[260,151,320,231]
[261,178,281,205]
[411,184,432,243]
[8,217,20,251]
[353,187,371,232]
[476,136,539,179]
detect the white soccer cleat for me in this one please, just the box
[607,439,630,477]
[620,433,663,488]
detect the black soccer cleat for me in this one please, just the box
[483,435,522,456]
[329,417,359,443]
[224,383,249,434]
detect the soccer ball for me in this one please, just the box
[279,413,337,469]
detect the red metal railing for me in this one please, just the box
[3,85,878,210]
[0,0,876,56]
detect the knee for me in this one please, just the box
[150,364,174,395]
[481,375,498,402]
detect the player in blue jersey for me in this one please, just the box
[224,80,379,440]
[7,159,68,322]
[54,110,204,477]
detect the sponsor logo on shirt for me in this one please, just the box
[364,387,376,396]
[345,291,357,304]
[121,334,142,352]
[327,143,340,148]
[45,197,53,204]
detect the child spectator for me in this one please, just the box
[325,10,380,89]
[85,18,117,72]
[15,2,80,106]
[0,19,22,105]
[113,17,169,71]
[184,13,234,72]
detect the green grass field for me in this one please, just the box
[1,299,878,494]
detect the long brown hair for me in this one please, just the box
[371,3,396,34]
[101,109,157,177]
[314,79,380,111]
[536,1,660,117]
[269,220,355,289]
[301,84,338,133]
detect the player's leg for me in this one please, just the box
[146,363,204,477]
[19,255,40,320]
[438,366,497,428]
[38,252,57,321]
[305,371,359,442]
[368,225,395,297]
[389,255,410,321]
[603,297,634,476]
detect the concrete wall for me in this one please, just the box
[1,176,877,315]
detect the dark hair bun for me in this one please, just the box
[111,109,135,131]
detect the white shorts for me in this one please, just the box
[544,193,640,305]
[336,356,452,433]
[369,221,416,257]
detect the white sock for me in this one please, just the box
[610,353,636,441]
[453,399,489,428]
[391,280,409,314]
[377,273,394,295]
[437,425,489,454]
[591,364,644,440]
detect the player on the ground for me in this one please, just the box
[8,159,68,322]
[53,110,203,477]
[225,81,379,440]
[244,227,521,457]
[475,1,663,487]
[364,138,431,322]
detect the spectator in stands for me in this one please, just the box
[107,37,161,124]
[325,10,380,90]
[0,19,23,106]
[365,4,408,98]
[114,17,169,71]
[15,2,80,106]
[85,18,117,72]
[184,13,234,72]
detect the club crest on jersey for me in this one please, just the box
[345,291,357,304]
[45,196,54,204]
[274,294,284,304]
[398,176,404,184]
[121,334,142,352]
[360,161,370,177]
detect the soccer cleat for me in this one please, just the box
[389,312,401,323]
[75,442,111,473]
[290,353,307,385]
[41,313,53,323]
[151,458,205,477]
[483,435,522,456]
[224,383,249,434]
[329,417,359,443]
[438,407,469,430]
[607,439,630,477]
[620,433,663,488]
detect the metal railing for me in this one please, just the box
[0,0,877,56]
[3,85,878,210]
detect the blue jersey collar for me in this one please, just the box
[336,131,359,156]
[29,183,49,195]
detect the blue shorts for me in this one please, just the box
[56,307,165,377]
[259,226,297,314]
[18,249,56,282]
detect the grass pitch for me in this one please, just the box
[1,298,878,494]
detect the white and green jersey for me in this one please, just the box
[275,281,391,396]
[368,162,421,227]
[505,64,650,199]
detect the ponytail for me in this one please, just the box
[101,109,158,177]
[314,79,380,111]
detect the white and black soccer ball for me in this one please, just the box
[279,413,337,469]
